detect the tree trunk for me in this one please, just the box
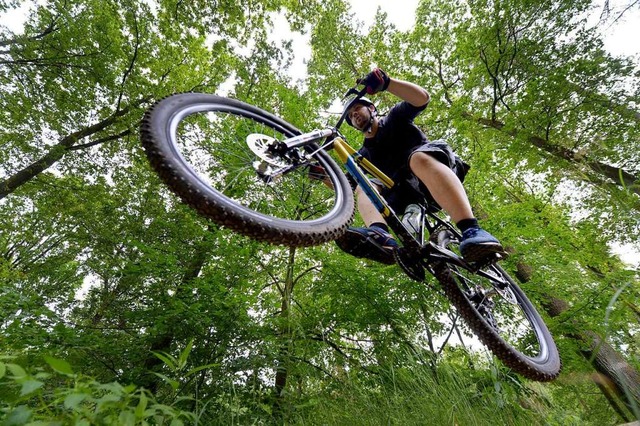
[273,247,297,416]
[464,113,639,198]
[515,263,640,421]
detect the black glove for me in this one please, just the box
[357,68,391,95]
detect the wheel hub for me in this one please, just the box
[246,133,291,167]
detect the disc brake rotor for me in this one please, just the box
[246,133,291,167]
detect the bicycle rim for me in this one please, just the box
[140,93,354,246]
[433,229,561,381]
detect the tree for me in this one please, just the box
[0,0,284,199]
[1,0,639,423]
[409,0,639,231]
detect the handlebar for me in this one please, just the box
[281,85,369,151]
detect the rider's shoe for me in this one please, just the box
[335,225,398,265]
[459,228,505,263]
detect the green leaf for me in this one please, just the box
[151,372,179,391]
[123,384,137,394]
[118,410,136,426]
[135,391,148,418]
[151,352,177,371]
[185,363,220,377]
[6,363,27,380]
[177,340,194,370]
[43,356,74,376]
[149,403,177,415]
[20,379,44,396]
[96,393,122,411]
[3,405,32,425]
[97,382,125,394]
[64,393,88,410]
[258,403,273,415]
[33,372,52,380]
[0,361,5,379]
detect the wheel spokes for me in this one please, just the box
[170,108,338,222]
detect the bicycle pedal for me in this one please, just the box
[469,251,509,270]
[497,251,509,260]
[394,247,425,282]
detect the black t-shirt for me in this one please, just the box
[358,101,428,183]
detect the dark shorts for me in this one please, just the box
[376,139,470,214]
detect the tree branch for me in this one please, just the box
[0,96,151,199]
[464,112,639,197]
[116,6,140,112]
[68,128,133,151]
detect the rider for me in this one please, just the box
[335,68,504,265]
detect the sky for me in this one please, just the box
[349,0,421,32]
[349,0,639,57]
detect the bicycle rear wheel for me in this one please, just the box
[140,93,354,246]
[432,229,561,381]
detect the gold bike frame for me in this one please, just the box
[331,136,396,219]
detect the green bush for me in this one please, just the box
[0,355,193,426]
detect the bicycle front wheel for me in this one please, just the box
[140,93,354,246]
[433,229,561,381]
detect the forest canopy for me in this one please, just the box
[0,0,638,424]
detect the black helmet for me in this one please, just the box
[343,96,376,128]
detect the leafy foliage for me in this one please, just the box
[0,355,193,425]
[0,0,639,424]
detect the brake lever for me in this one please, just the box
[343,87,360,98]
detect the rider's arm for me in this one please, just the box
[386,78,430,108]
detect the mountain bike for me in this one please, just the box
[140,87,561,381]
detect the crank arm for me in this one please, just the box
[424,242,510,286]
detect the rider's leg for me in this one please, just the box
[408,152,472,223]
[355,184,386,226]
[334,184,397,264]
[409,152,503,262]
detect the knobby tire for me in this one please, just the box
[140,93,354,246]
[433,230,561,381]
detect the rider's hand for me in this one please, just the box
[357,68,390,95]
